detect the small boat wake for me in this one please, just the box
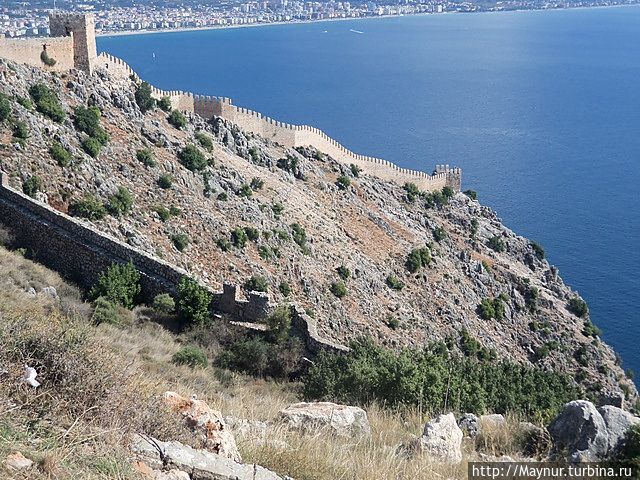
[349,29,364,34]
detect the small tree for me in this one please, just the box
[177,277,212,325]
[406,247,431,273]
[29,84,65,122]
[172,346,208,368]
[245,275,268,292]
[568,297,589,318]
[265,305,292,344]
[153,293,175,314]
[135,81,155,113]
[350,164,362,177]
[178,145,207,172]
[90,261,141,309]
[0,93,11,121]
[330,281,347,298]
[136,148,155,167]
[157,96,172,112]
[158,173,173,189]
[22,176,42,197]
[106,187,134,217]
[231,227,248,248]
[49,141,72,167]
[69,194,107,220]
[168,109,187,129]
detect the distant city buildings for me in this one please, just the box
[2,0,638,37]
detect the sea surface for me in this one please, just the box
[98,7,640,384]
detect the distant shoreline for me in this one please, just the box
[96,3,639,38]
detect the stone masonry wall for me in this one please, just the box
[0,36,74,72]
[49,12,97,73]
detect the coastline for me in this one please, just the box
[96,3,640,38]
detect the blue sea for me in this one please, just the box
[98,6,640,383]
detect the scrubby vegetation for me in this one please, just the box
[89,261,141,309]
[168,109,187,129]
[568,297,589,318]
[49,141,72,167]
[29,83,65,122]
[136,148,156,167]
[22,175,42,198]
[172,346,208,368]
[106,187,134,217]
[178,144,207,172]
[177,277,211,325]
[488,235,506,253]
[135,81,155,113]
[69,193,107,220]
[405,246,431,273]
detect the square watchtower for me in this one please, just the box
[49,12,97,73]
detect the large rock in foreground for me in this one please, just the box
[548,400,609,461]
[598,405,640,454]
[279,402,370,438]
[163,391,241,462]
[414,413,463,464]
[131,435,284,480]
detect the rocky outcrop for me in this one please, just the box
[131,435,284,480]
[279,402,370,438]
[412,413,463,464]
[163,392,241,462]
[598,405,640,454]
[548,400,610,461]
[458,413,480,438]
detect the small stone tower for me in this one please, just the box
[48,12,97,73]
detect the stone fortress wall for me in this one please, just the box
[0,171,344,353]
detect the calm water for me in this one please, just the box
[99,7,640,382]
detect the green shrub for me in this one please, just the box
[69,194,107,220]
[136,148,155,167]
[194,131,213,151]
[442,186,454,199]
[90,262,141,309]
[154,206,170,221]
[231,227,248,248]
[170,205,181,216]
[237,184,253,197]
[135,81,155,113]
[29,83,65,122]
[0,93,11,121]
[350,164,362,177]
[106,187,134,217]
[15,95,33,110]
[616,424,640,472]
[177,277,212,325]
[386,275,404,291]
[178,145,207,172]
[460,328,496,361]
[168,109,187,129]
[74,106,108,144]
[433,226,447,243]
[12,121,28,140]
[336,175,351,190]
[250,177,264,191]
[216,238,231,252]
[404,182,421,202]
[22,176,42,197]
[81,136,102,158]
[49,141,72,167]
[272,202,284,217]
[574,345,589,367]
[582,320,602,338]
[217,192,228,201]
[40,49,57,66]
[91,296,121,325]
[568,297,589,318]
[303,338,579,418]
[423,188,451,208]
[336,265,351,280]
[405,247,431,273]
[170,233,190,252]
[488,235,505,253]
[291,223,307,248]
[172,346,208,368]
[478,296,506,321]
[265,305,292,344]
[330,281,347,298]
[245,275,268,292]
[249,146,260,162]
[216,336,303,378]
[464,189,477,200]
[279,282,291,297]
[153,293,175,314]
[244,226,260,241]
[157,96,172,112]
[470,218,479,236]
[158,173,173,189]
[530,241,545,260]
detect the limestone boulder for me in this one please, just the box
[163,391,241,462]
[4,452,33,471]
[131,435,284,480]
[414,413,463,464]
[548,400,609,461]
[598,405,640,454]
[458,413,480,438]
[480,414,506,429]
[279,402,370,438]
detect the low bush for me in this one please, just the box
[136,148,156,167]
[0,93,11,121]
[106,187,134,217]
[158,173,173,189]
[433,226,447,243]
[488,235,506,253]
[172,346,208,368]
[12,121,29,141]
[177,277,211,325]
[16,95,33,110]
[216,336,303,378]
[178,145,207,172]
[330,281,347,298]
[231,227,248,248]
[264,305,292,344]
[291,223,307,248]
[69,193,107,220]
[350,164,362,177]
[170,233,190,252]
[303,338,579,418]
[89,261,141,309]
[245,275,269,293]
[279,281,291,297]
[405,246,431,273]
[49,141,72,167]
[478,296,506,321]
[217,192,228,201]
[244,226,260,241]
[154,206,171,221]
[530,241,545,260]
[237,184,253,197]
[157,96,172,112]
[168,109,187,129]
[29,83,65,122]
[460,328,496,361]
[336,175,351,190]
[336,265,351,280]
[153,293,175,314]
[135,81,155,113]
[91,296,122,325]
[81,136,102,158]
[216,238,231,252]
[470,218,479,236]
[616,424,640,473]
[464,189,478,200]
[568,297,589,318]
[194,131,213,151]
[22,175,42,197]
[385,275,405,291]
[404,182,421,202]
[74,106,108,144]
[272,202,284,217]
[582,320,602,338]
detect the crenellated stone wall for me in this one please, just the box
[0,35,75,72]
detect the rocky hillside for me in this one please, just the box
[0,58,636,403]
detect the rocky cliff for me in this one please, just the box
[0,58,636,403]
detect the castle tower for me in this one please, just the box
[48,12,97,73]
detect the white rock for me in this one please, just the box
[279,402,370,438]
[5,452,33,470]
[416,413,463,464]
[548,400,609,461]
[598,405,640,454]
